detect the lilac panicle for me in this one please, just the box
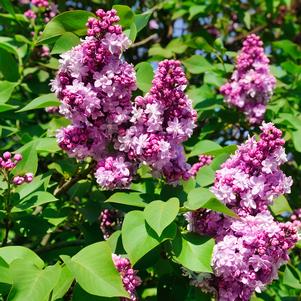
[186,212,297,301]
[184,123,298,300]
[53,10,197,189]
[211,122,292,216]
[116,59,197,184]
[112,254,141,301]
[220,34,276,124]
[99,209,123,239]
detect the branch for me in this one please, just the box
[130,34,158,48]
[225,25,266,45]
[53,161,96,197]
[36,239,85,254]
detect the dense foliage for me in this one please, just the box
[0,0,301,300]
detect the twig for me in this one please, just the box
[226,25,266,45]
[53,161,96,197]
[36,239,85,254]
[130,34,158,48]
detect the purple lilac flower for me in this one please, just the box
[186,212,298,301]
[220,34,276,124]
[112,254,141,301]
[53,10,197,189]
[99,209,123,239]
[24,9,36,19]
[95,155,136,190]
[52,10,137,190]
[43,2,58,22]
[189,154,213,177]
[212,213,297,301]
[45,106,60,114]
[211,122,292,216]
[116,60,197,184]
[290,208,301,229]
[31,0,48,8]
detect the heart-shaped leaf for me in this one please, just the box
[144,198,179,236]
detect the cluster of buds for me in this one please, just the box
[112,254,141,301]
[0,152,33,186]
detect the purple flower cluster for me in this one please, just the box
[188,154,213,177]
[0,152,33,186]
[31,0,48,8]
[53,9,197,189]
[23,0,58,22]
[290,208,301,229]
[220,34,276,124]
[116,60,197,183]
[211,122,292,216]
[99,209,123,239]
[212,213,297,301]
[52,9,137,189]
[24,9,36,19]
[112,254,141,301]
[186,213,298,301]
[185,123,298,300]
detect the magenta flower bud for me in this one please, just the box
[3,152,11,160]
[13,153,22,162]
[24,173,33,183]
[13,176,25,185]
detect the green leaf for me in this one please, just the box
[124,22,137,42]
[196,166,215,187]
[204,72,225,87]
[17,93,60,112]
[210,153,229,171]
[0,246,44,268]
[185,188,237,217]
[144,198,179,236]
[62,242,128,298]
[39,10,94,44]
[0,103,17,112]
[149,44,173,58]
[166,39,187,54]
[51,265,74,301]
[269,195,292,215]
[105,192,146,208]
[292,130,301,152]
[189,5,205,19]
[0,0,16,18]
[188,85,215,107]
[173,232,214,273]
[51,32,80,55]
[13,141,38,175]
[135,62,154,93]
[113,5,134,28]
[8,260,60,301]
[243,12,251,29]
[189,140,222,158]
[182,55,212,74]
[0,48,19,81]
[0,81,17,103]
[72,284,119,301]
[122,210,176,264]
[0,257,12,284]
[15,191,58,210]
[134,12,151,32]
[283,266,301,289]
[16,173,51,200]
[273,40,301,60]
[36,138,60,153]
[185,188,216,210]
